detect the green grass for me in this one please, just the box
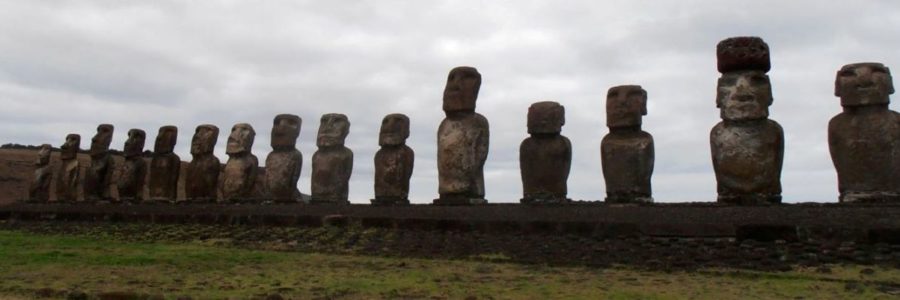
[0,230,898,299]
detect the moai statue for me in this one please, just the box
[266,114,303,203]
[435,66,490,205]
[372,113,414,205]
[222,123,258,202]
[55,134,81,202]
[710,37,784,204]
[829,62,900,202]
[84,124,114,202]
[186,124,221,202]
[148,126,180,202]
[118,129,147,202]
[311,114,353,204]
[601,86,654,203]
[27,144,53,202]
[520,101,571,204]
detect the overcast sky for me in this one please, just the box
[1,1,898,203]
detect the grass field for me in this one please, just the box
[0,230,898,299]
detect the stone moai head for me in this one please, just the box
[716,37,773,121]
[60,134,80,160]
[271,114,302,150]
[317,113,350,148]
[606,86,647,128]
[443,66,482,114]
[527,101,565,135]
[379,113,410,147]
[36,144,51,166]
[124,129,146,158]
[154,126,178,154]
[89,124,114,156]
[835,62,894,107]
[190,124,219,156]
[226,123,255,155]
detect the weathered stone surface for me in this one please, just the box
[148,126,180,202]
[373,113,414,205]
[118,129,146,202]
[186,124,220,202]
[266,114,303,203]
[55,134,81,202]
[222,123,258,202]
[311,114,352,204]
[520,101,571,204]
[717,36,771,73]
[84,124,114,202]
[711,37,783,204]
[829,62,900,202]
[602,86,654,203]
[436,66,489,205]
[27,144,52,202]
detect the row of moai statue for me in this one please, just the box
[27,36,899,205]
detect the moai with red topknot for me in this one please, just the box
[710,37,784,204]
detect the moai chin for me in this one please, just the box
[710,37,784,204]
[372,113,414,205]
[56,134,81,202]
[148,126,180,202]
[84,124,114,202]
[829,62,900,202]
[222,123,258,202]
[27,144,53,202]
[311,114,353,204]
[266,114,303,203]
[600,86,655,203]
[186,124,220,202]
[435,66,489,205]
[118,129,147,202]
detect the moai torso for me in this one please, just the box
[520,101,571,204]
[373,114,414,205]
[118,129,147,202]
[84,124,114,202]
[436,66,489,205]
[711,120,783,201]
[222,123,258,202]
[55,134,81,202]
[148,126,180,202]
[265,114,303,203]
[311,114,353,204]
[28,144,53,202]
[829,63,900,202]
[601,86,654,203]
[710,37,783,204]
[186,124,221,202]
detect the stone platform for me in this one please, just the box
[2,202,899,244]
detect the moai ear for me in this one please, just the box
[887,67,895,95]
